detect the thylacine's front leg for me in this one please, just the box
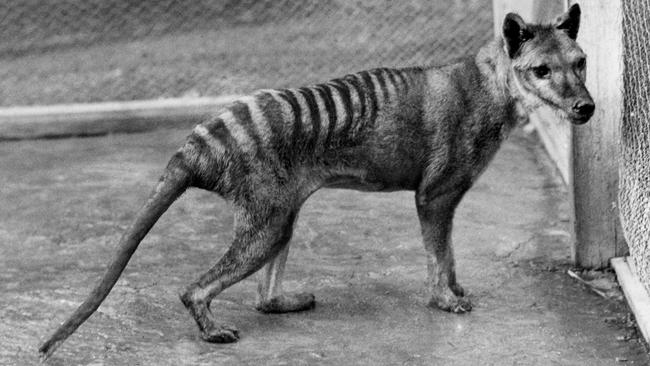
[415,186,472,313]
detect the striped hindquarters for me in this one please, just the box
[178,67,425,191]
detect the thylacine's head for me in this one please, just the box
[503,4,594,125]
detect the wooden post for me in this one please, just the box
[571,0,627,268]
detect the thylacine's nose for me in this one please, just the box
[573,100,595,118]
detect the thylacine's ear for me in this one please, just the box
[555,3,581,40]
[503,12,533,58]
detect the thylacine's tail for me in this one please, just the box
[38,157,193,360]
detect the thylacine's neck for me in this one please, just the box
[475,38,523,133]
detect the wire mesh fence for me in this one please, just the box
[0,0,493,107]
[620,0,650,294]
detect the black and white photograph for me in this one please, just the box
[1,0,649,364]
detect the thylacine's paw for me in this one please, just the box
[428,288,472,313]
[256,292,316,313]
[179,290,240,343]
[201,323,240,343]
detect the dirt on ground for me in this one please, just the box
[0,128,648,365]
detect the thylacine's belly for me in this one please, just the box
[321,164,422,192]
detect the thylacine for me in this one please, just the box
[40,4,593,358]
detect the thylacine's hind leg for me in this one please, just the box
[180,206,299,343]
[415,187,472,314]
[255,214,315,313]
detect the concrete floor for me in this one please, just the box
[0,128,648,365]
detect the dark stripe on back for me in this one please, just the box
[196,117,236,190]
[256,92,285,150]
[393,69,410,95]
[329,79,354,143]
[208,117,253,194]
[188,129,212,159]
[229,101,264,155]
[298,87,322,152]
[205,117,230,146]
[314,84,337,149]
[359,70,378,126]
[345,74,367,126]
[371,68,389,104]
[385,69,401,96]
[229,100,292,186]
[277,89,303,152]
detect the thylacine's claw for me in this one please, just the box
[201,324,240,343]
[451,297,472,313]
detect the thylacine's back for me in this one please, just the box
[182,60,511,198]
[182,67,430,194]
[40,4,593,359]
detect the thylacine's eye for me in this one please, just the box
[575,57,586,70]
[531,65,551,78]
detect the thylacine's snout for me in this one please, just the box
[569,96,595,124]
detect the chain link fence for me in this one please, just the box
[620,0,650,294]
[0,0,493,107]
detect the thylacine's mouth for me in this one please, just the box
[550,108,593,125]
[555,103,594,125]
[568,111,593,125]
[570,116,591,125]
